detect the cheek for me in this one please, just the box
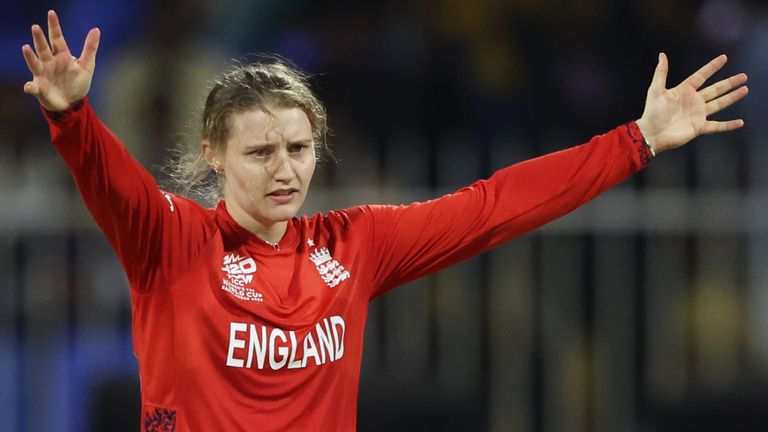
[299,167,316,190]
[229,164,268,193]
[303,158,317,181]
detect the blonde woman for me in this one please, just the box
[22,10,747,432]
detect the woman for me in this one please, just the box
[22,10,748,432]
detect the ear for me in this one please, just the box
[201,140,223,172]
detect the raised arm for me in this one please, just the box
[362,54,748,298]
[21,11,213,292]
[22,10,100,112]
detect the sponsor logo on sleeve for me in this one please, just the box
[161,192,175,213]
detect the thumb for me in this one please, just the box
[648,52,669,95]
[23,81,39,95]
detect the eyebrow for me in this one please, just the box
[242,139,313,151]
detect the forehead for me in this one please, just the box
[227,107,312,145]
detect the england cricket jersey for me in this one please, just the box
[44,98,651,431]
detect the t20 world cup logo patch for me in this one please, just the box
[220,254,264,302]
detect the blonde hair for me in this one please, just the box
[166,57,329,203]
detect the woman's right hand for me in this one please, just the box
[22,10,100,112]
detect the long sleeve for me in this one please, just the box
[356,122,651,298]
[44,98,214,292]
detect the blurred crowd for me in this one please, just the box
[3,0,763,204]
[2,0,768,431]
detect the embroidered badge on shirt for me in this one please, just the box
[144,407,176,432]
[220,254,263,302]
[308,241,351,288]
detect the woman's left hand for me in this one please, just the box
[636,53,748,155]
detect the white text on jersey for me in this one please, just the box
[226,316,346,370]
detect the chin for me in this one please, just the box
[267,206,301,222]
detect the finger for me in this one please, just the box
[78,28,101,72]
[21,44,43,75]
[702,119,745,135]
[47,10,70,55]
[31,24,53,61]
[682,54,727,90]
[705,85,749,116]
[23,81,40,95]
[699,73,748,102]
[648,52,669,94]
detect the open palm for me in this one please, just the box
[636,53,748,154]
[22,10,100,112]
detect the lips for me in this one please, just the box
[267,188,297,196]
[267,188,298,203]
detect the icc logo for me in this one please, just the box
[221,254,257,286]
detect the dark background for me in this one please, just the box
[2,1,768,431]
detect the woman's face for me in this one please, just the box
[217,107,316,228]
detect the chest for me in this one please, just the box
[173,236,365,327]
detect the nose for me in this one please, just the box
[271,149,295,182]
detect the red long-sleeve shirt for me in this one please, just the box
[45,98,650,431]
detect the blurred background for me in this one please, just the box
[2,0,768,431]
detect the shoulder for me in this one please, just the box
[296,205,392,240]
[161,191,219,227]
[303,205,398,229]
[158,191,199,212]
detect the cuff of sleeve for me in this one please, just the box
[625,121,653,168]
[41,98,88,122]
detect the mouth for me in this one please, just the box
[266,188,299,204]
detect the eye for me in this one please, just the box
[288,142,310,154]
[247,146,273,158]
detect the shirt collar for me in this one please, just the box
[213,200,298,254]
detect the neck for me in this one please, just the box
[225,199,288,245]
